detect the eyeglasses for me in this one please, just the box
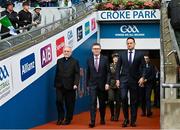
[92,48,101,50]
[64,50,71,52]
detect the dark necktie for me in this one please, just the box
[129,51,133,64]
[94,56,99,72]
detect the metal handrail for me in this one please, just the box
[0,2,95,38]
[161,0,180,90]
[0,4,93,38]
[162,83,180,88]
[0,23,36,37]
[160,1,166,99]
[0,4,95,60]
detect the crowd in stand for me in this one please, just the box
[0,0,79,40]
[0,0,59,8]
[0,1,42,39]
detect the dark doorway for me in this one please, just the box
[101,50,160,70]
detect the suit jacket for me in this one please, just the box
[87,55,110,91]
[116,50,145,84]
[143,63,156,83]
[55,57,80,90]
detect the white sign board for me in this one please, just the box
[97,9,160,21]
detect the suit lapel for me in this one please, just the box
[91,56,97,72]
[98,55,103,72]
[132,50,137,65]
[126,51,129,66]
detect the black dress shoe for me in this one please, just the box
[130,122,136,127]
[110,116,114,121]
[141,113,146,117]
[114,116,119,121]
[56,120,63,125]
[62,120,71,125]
[122,119,129,127]
[89,123,95,128]
[100,120,105,125]
[147,112,153,117]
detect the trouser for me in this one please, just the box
[56,88,76,121]
[120,82,138,123]
[108,88,121,119]
[154,83,160,107]
[89,86,106,123]
[139,83,153,114]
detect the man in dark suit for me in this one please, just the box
[116,37,145,127]
[55,46,80,125]
[140,55,156,117]
[87,43,110,128]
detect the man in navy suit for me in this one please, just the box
[116,37,145,127]
[87,43,110,128]
[140,55,156,117]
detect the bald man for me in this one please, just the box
[55,46,80,125]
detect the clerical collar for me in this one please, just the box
[64,57,71,61]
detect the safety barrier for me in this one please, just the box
[0,3,95,60]
[161,0,180,129]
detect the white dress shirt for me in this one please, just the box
[128,49,135,63]
[94,55,100,68]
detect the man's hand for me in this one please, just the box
[138,77,145,87]
[73,85,78,90]
[116,80,120,88]
[32,21,37,25]
[105,84,109,91]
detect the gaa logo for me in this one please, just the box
[120,25,139,33]
[0,65,9,81]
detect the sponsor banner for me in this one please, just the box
[97,9,160,21]
[56,36,65,57]
[0,58,13,106]
[100,23,160,38]
[91,18,96,31]
[20,53,36,82]
[85,21,90,36]
[40,44,52,68]
[77,25,83,42]
[0,12,98,106]
[66,29,74,48]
